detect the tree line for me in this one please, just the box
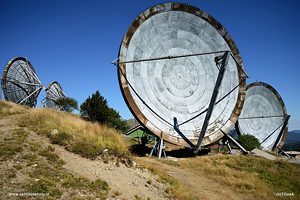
[55,90,129,133]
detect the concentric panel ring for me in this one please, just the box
[118,3,246,146]
[2,57,41,108]
[46,81,66,110]
[236,82,288,152]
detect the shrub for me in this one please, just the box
[236,134,261,151]
[55,97,78,113]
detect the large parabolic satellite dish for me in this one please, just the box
[117,3,247,147]
[2,57,43,108]
[46,81,66,110]
[236,82,288,152]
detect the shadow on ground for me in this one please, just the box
[129,144,211,158]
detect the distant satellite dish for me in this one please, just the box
[2,57,43,108]
[236,82,288,152]
[117,3,246,147]
[46,81,66,110]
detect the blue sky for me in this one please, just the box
[1,0,299,131]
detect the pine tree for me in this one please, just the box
[80,90,129,132]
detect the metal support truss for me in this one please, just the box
[174,117,195,147]
[195,51,230,151]
[220,130,249,154]
[261,115,290,147]
[18,87,42,105]
[277,148,291,158]
[271,115,290,152]
[217,138,233,154]
[149,137,167,159]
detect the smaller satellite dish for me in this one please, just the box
[46,81,66,110]
[236,82,288,152]
[2,57,43,108]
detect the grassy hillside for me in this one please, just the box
[15,104,130,159]
[0,100,112,199]
[1,100,300,200]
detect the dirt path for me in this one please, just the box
[136,157,252,200]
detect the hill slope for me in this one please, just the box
[1,100,300,200]
[0,100,169,199]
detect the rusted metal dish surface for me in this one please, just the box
[46,81,66,110]
[236,82,288,151]
[2,57,41,108]
[118,3,246,146]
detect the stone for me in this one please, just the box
[51,129,59,135]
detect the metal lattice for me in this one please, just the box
[46,81,66,110]
[2,57,43,108]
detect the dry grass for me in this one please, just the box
[136,154,300,199]
[166,155,300,199]
[0,100,129,158]
[20,107,130,158]
[0,100,32,117]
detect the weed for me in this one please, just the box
[165,187,171,194]
[39,149,59,163]
[13,165,22,170]
[90,179,110,192]
[28,141,42,152]
[101,156,109,164]
[135,195,141,200]
[58,158,66,165]
[8,172,16,179]
[0,157,8,161]
[22,153,37,162]
[30,178,55,193]
[61,176,87,188]
[0,143,23,159]
[47,145,55,152]
[50,188,62,197]
[50,132,72,146]
[71,141,100,159]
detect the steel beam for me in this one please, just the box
[18,87,42,106]
[271,115,290,152]
[174,117,195,147]
[195,51,230,151]
[220,130,248,154]
[18,60,43,86]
